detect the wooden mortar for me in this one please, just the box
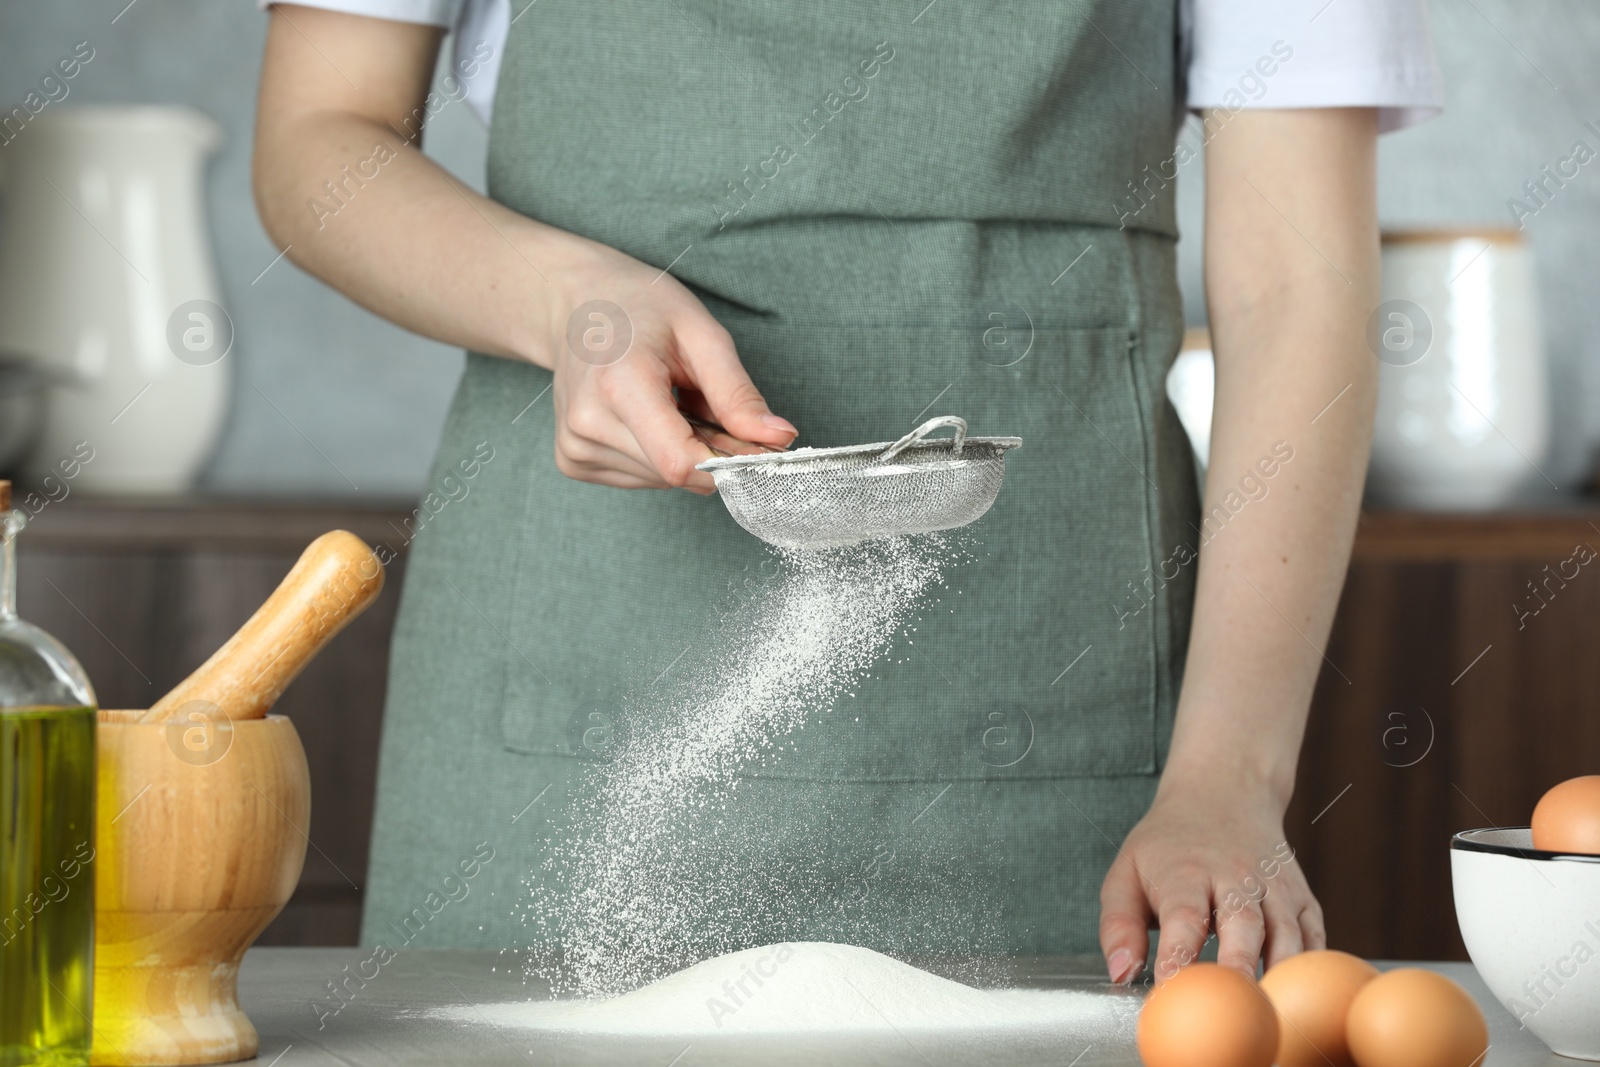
[91,711,308,1066]
[91,531,383,1065]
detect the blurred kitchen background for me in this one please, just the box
[4,0,1599,495]
[2,1,1597,959]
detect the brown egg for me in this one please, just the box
[1532,775,1600,853]
[1136,963,1278,1067]
[1346,968,1487,1067]
[1260,949,1380,1067]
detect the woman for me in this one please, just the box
[254,0,1440,984]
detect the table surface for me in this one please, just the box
[231,948,1569,1066]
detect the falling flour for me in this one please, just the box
[447,942,1140,1039]
[519,536,969,998]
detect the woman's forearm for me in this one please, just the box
[252,8,576,369]
[252,7,795,491]
[1161,108,1380,808]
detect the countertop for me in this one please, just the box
[229,948,1569,1066]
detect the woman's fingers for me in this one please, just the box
[545,241,791,490]
[558,368,748,492]
[552,413,670,489]
[676,388,785,456]
[601,362,719,491]
[561,465,668,490]
[556,387,670,485]
[1215,895,1267,978]
[1098,855,1154,984]
[1263,860,1318,969]
[674,316,797,449]
[1298,896,1328,953]
[549,255,790,491]
[1260,885,1306,971]
[559,316,778,492]
[559,340,717,492]
[1153,893,1213,983]
[558,436,672,489]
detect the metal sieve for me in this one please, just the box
[696,415,1021,548]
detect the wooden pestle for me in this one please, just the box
[140,530,385,723]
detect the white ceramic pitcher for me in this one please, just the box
[0,106,230,494]
[1367,229,1549,510]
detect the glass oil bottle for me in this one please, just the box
[0,481,97,1067]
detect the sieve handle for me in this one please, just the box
[880,415,967,462]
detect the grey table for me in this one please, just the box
[232,948,1568,1066]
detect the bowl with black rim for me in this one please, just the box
[1452,827,1600,1059]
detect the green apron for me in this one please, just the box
[359,0,1196,961]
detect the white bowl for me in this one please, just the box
[1452,827,1600,1060]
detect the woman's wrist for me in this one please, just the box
[1156,737,1297,814]
[508,226,654,373]
[494,223,598,371]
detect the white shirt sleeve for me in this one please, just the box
[259,0,504,125]
[258,0,462,25]
[1185,0,1443,132]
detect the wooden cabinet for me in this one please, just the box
[16,499,1600,955]
[1287,511,1600,961]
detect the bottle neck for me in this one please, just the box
[1,511,17,619]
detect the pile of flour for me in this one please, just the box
[450,942,1139,1039]
[519,537,965,998]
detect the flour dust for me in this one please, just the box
[518,535,968,998]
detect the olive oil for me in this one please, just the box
[1,706,95,1067]
[0,483,98,1067]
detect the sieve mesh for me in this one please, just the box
[697,416,1021,549]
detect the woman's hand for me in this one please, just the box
[1099,777,1324,985]
[545,240,796,494]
